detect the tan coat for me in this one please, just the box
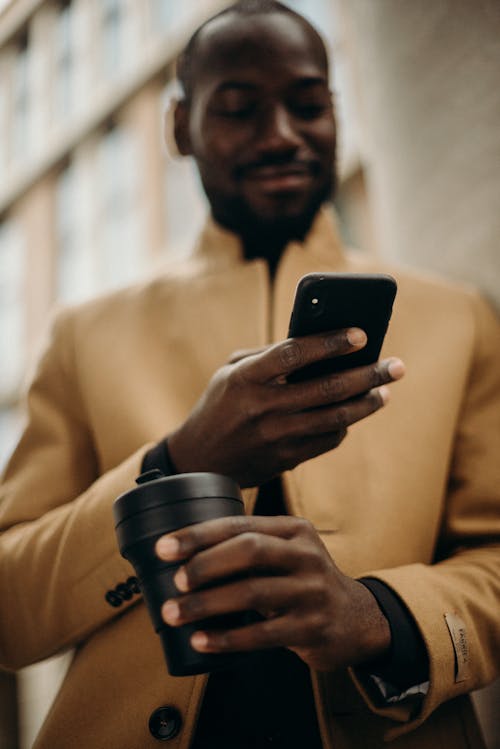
[1,209,499,748]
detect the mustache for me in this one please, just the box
[234,154,319,178]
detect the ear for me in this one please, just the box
[172,99,193,156]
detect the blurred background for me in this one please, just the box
[0,1,498,747]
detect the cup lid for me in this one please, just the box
[113,472,242,526]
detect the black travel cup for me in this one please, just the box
[113,471,247,676]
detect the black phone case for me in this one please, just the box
[287,273,397,382]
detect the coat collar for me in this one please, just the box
[192,204,347,272]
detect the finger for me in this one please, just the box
[162,576,303,627]
[243,386,387,474]
[274,357,405,413]
[244,389,383,472]
[266,385,388,444]
[172,529,322,593]
[227,346,269,364]
[240,328,367,384]
[311,385,390,433]
[276,428,349,470]
[156,514,312,562]
[190,614,306,653]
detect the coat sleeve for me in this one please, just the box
[0,310,152,670]
[351,290,500,739]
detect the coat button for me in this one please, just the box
[127,576,141,594]
[115,582,133,601]
[105,590,122,607]
[149,706,182,741]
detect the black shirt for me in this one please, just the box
[190,479,323,748]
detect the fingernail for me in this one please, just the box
[387,358,405,379]
[162,600,180,624]
[378,385,390,404]
[191,632,209,651]
[156,536,180,559]
[347,328,367,346]
[174,567,189,592]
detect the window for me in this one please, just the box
[0,54,7,176]
[148,1,202,34]
[56,127,145,303]
[11,34,30,161]
[148,0,175,32]
[96,125,144,290]
[56,160,96,303]
[0,219,26,401]
[54,1,74,117]
[101,0,122,76]
[0,406,24,471]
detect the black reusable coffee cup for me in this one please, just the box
[113,471,246,676]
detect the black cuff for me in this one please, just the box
[358,577,429,690]
[141,439,178,477]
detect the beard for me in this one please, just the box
[206,167,336,257]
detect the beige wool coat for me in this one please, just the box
[1,209,499,748]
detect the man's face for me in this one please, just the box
[175,12,336,238]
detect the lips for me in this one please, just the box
[239,161,315,193]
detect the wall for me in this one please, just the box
[338,1,500,746]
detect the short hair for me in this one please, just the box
[177,0,327,100]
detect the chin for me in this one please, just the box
[249,178,333,222]
[249,194,326,231]
[209,180,333,239]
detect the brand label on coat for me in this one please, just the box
[444,612,470,682]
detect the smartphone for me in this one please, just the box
[287,272,397,382]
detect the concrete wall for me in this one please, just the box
[339,0,500,312]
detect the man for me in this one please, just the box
[0,2,499,748]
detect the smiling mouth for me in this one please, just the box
[241,163,315,192]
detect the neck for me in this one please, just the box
[214,209,320,275]
[241,231,289,277]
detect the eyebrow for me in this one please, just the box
[291,76,329,88]
[213,76,329,94]
[213,82,258,94]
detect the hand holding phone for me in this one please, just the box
[287,273,397,382]
[167,273,402,488]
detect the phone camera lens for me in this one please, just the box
[310,296,324,316]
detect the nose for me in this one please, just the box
[256,104,302,155]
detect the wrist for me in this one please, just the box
[351,580,392,665]
[166,430,190,475]
[357,577,429,688]
[141,438,178,477]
